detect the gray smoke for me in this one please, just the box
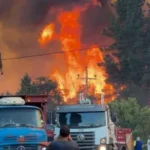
[0,0,51,28]
[0,0,88,29]
[0,0,92,52]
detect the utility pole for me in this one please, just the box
[77,66,97,97]
[0,53,3,75]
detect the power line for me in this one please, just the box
[1,40,150,61]
[1,44,110,61]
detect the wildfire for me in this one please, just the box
[54,9,82,101]
[38,23,55,46]
[38,2,116,103]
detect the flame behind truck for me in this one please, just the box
[54,102,133,150]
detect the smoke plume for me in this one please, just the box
[0,0,114,93]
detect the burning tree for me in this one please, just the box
[38,3,117,104]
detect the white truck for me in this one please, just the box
[54,98,133,150]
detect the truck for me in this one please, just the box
[21,95,54,142]
[54,98,133,150]
[0,96,49,150]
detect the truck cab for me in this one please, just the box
[54,100,114,150]
[23,95,54,142]
[0,96,48,150]
[54,98,133,150]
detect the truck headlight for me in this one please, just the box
[99,145,107,150]
[100,138,106,144]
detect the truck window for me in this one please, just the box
[0,107,43,128]
[57,111,106,128]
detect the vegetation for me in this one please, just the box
[109,97,150,142]
[103,0,150,105]
[15,73,63,103]
[102,0,150,142]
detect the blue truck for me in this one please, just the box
[0,96,49,150]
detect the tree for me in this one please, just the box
[0,93,4,96]
[109,98,150,141]
[5,91,12,96]
[33,76,63,102]
[0,91,13,96]
[103,0,150,104]
[136,106,150,140]
[17,74,63,103]
[109,98,141,129]
[17,73,33,95]
[34,77,57,95]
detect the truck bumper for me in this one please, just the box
[96,144,110,150]
[0,142,50,150]
[78,144,109,150]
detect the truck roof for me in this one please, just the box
[0,95,48,110]
[0,105,41,110]
[0,95,48,103]
[56,104,107,113]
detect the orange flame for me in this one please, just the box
[38,3,116,103]
[38,23,55,46]
[54,9,83,101]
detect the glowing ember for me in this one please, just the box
[38,3,116,103]
[38,23,55,46]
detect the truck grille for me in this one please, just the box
[3,145,38,150]
[3,135,38,142]
[71,132,95,150]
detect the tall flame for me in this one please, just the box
[52,9,83,101]
[38,4,115,103]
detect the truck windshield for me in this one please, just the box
[0,108,43,128]
[57,112,106,128]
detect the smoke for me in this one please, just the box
[0,0,50,28]
[0,0,89,51]
[0,0,114,93]
[0,0,88,29]
[81,4,113,45]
